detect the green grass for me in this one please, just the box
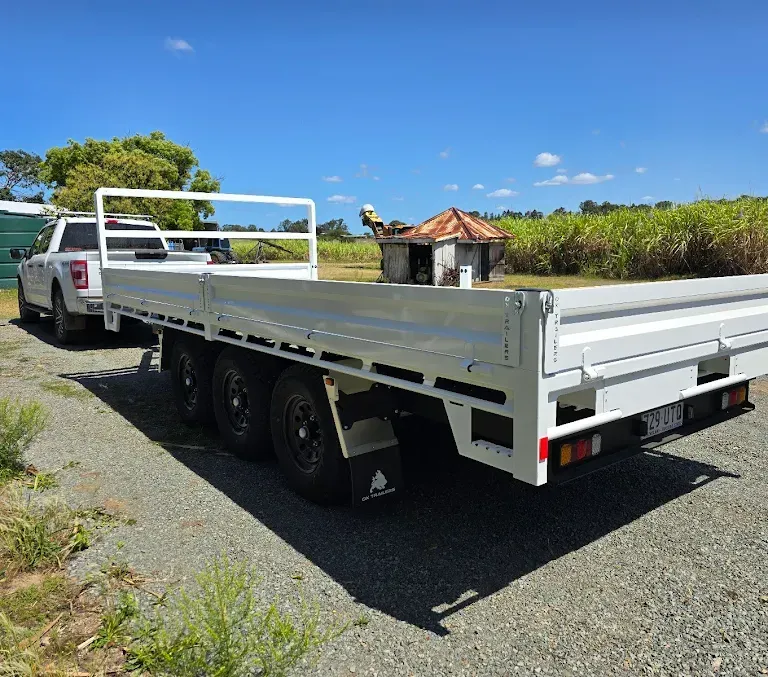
[39,380,92,401]
[0,289,18,320]
[498,197,768,279]
[0,574,71,627]
[233,238,381,263]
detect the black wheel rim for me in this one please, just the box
[54,294,64,338]
[178,355,197,410]
[222,369,249,434]
[283,395,323,474]
[17,284,24,314]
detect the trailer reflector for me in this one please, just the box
[538,437,549,462]
[560,443,572,466]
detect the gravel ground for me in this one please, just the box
[1,316,767,676]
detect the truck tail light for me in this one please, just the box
[559,433,602,468]
[70,260,89,289]
[721,386,746,410]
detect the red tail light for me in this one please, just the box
[70,260,89,289]
[207,259,216,265]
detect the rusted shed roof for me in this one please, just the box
[397,207,514,242]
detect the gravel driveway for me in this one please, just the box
[1,316,766,676]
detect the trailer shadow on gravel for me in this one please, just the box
[63,354,740,636]
[10,317,156,351]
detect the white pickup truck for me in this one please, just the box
[86,188,768,508]
[10,214,210,344]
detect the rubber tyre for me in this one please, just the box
[52,287,75,345]
[170,340,215,426]
[270,365,350,505]
[17,280,39,323]
[212,348,273,460]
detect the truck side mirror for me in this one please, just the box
[9,248,27,260]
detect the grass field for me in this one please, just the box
[498,197,768,279]
[235,197,768,281]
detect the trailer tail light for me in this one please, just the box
[70,260,89,290]
[207,259,216,265]
[558,433,602,468]
[721,386,746,410]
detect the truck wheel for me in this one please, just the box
[52,287,75,345]
[17,280,39,323]
[212,348,273,460]
[171,340,215,426]
[270,365,351,505]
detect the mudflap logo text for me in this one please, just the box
[361,470,396,502]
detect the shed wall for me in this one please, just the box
[381,243,409,283]
[432,240,456,285]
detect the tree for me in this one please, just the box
[222,224,265,232]
[654,200,673,210]
[389,219,407,226]
[277,218,309,233]
[524,210,543,220]
[0,149,45,202]
[317,218,350,238]
[552,207,569,216]
[39,131,220,229]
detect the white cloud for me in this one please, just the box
[327,195,356,204]
[534,175,570,187]
[355,164,369,178]
[439,148,451,159]
[642,195,654,202]
[495,205,507,211]
[392,196,405,201]
[472,183,485,190]
[760,122,768,133]
[486,188,519,198]
[165,37,193,52]
[505,177,516,183]
[322,175,343,183]
[635,167,648,174]
[674,177,681,181]
[534,152,561,167]
[373,176,380,181]
[570,172,614,185]
[533,173,614,187]
[556,168,568,174]
[443,184,459,191]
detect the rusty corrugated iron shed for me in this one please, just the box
[397,207,514,242]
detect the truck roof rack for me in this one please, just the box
[51,210,155,220]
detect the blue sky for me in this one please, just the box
[2,0,767,232]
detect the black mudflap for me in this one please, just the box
[349,445,404,506]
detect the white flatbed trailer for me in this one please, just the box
[94,188,768,505]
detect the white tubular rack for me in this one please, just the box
[94,187,318,274]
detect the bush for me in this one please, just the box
[0,399,47,482]
[127,554,344,677]
[499,197,768,279]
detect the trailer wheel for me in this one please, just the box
[270,365,350,505]
[170,340,215,426]
[213,348,273,460]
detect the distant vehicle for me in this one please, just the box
[10,213,210,344]
[183,237,237,264]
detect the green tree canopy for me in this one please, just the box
[0,149,45,202]
[40,131,220,229]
